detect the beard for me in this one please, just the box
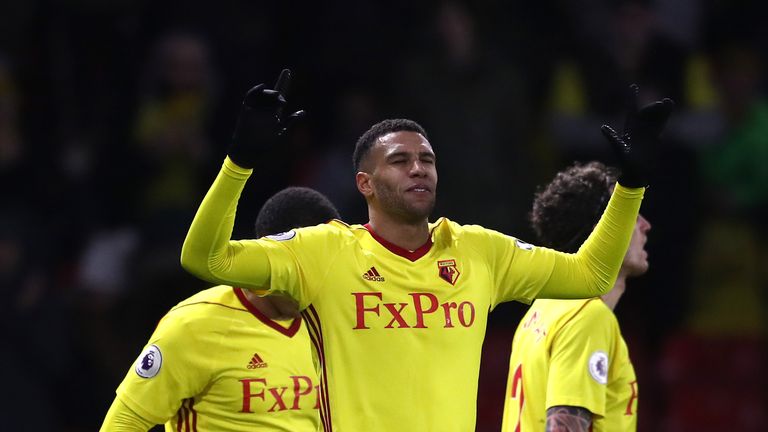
[373,180,436,224]
[624,254,649,277]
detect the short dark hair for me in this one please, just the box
[530,161,618,253]
[254,187,340,237]
[353,119,427,172]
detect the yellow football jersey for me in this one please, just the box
[256,219,592,432]
[114,285,320,431]
[501,298,638,431]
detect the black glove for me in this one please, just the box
[228,69,305,169]
[600,84,674,188]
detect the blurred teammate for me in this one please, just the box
[100,187,339,431]
[502,162,650,431]
[180,70,672,431]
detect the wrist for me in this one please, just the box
[224,156,255,176]
[613,182,646,196]
[225,149,256,169]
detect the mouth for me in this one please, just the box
[406,184,432,193]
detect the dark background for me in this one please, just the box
[1,0,766,430]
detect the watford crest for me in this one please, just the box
[438,259,460,285]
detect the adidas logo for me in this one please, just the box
[362,266,385,282]
[247,353,268,369]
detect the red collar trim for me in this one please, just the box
[234,287,302,337]
[363,223,433,262]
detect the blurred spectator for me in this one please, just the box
[656,6,768,431]
[303,87,385,224]
[134,31,217,229]
[683,5,767,346]
[74,29,220,312]
[395,0,531,234]
[126,31,220,287]
[688,217,765,334]
[699,35,768,213]
[0,57,75,429]
[0,211,64,429]
[688,5,767,338]
[69,31,219,429]
[549,0,691,157]
[0,56,32,205]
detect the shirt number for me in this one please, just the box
[510,363,525,432]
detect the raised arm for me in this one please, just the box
[180,69,304,289]
[180,157,271,288]
[536,183,643,298]
[538,85,673,298]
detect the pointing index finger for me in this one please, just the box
[626,83,640,112]
[274,69,292,94]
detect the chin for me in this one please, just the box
[628,262,649,277]
[405,204,435,221]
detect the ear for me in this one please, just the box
[356,171,373,197]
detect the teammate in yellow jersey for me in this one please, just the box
[180,70,672,431]
[502,162,650,432]
[100,187,340,431]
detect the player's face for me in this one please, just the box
[361,131,437,223]
[622,214,651,277]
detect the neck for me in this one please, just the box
[367,212,430,251]
[242,290,292,320]
[600,270,628,311]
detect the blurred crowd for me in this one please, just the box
[0,0,765,430]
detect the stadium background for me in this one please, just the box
[1,0,765,430]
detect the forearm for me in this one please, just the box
[180,157,271,288]
[100,398,155,431]
[546,406,592,432]
[539,184,643,298]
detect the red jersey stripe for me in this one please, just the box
[302,312,329,432]
[303,306,333,432]
[176,406,183,432]
[302,310,330,432]
[308,305,333,431]
[180,401,190,432]
[189,398,198,432]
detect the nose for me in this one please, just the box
[409,159,427,177]
[638,214,651,232]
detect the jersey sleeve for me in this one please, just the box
[255,223,347,309]
[483,229,562,306]
[114,314,215,424]
[99,398,156,431]
[545,302,617,417]
[180,157,272,290]
[490,184,644,306]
